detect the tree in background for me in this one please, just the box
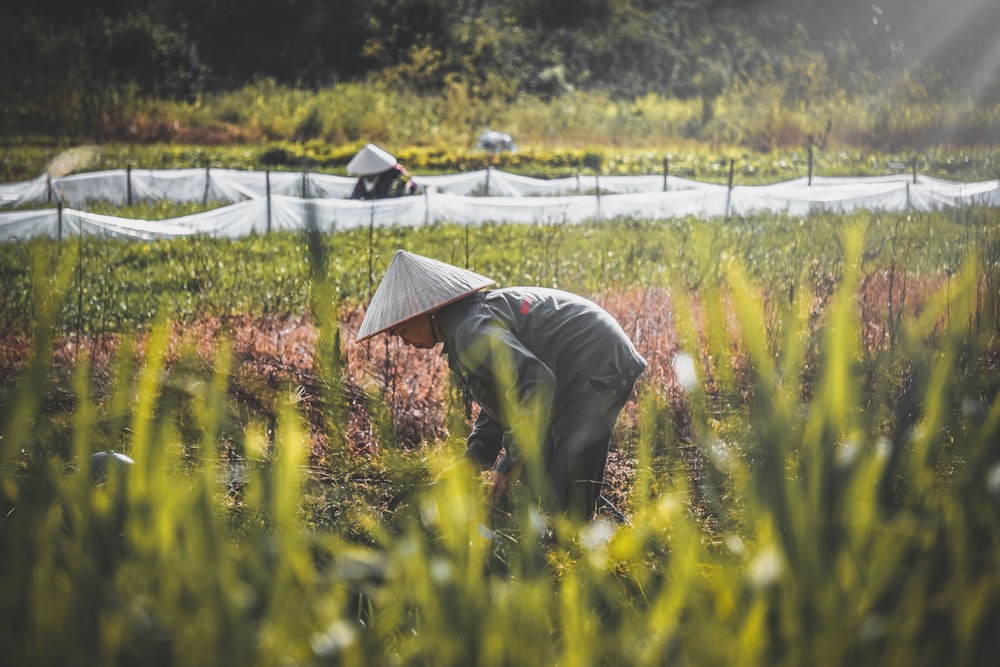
[1,3,204,137]
[2,0,998,138]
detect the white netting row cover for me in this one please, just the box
[1,168,997,241]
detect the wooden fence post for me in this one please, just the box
[725,159,735,218]
[126,164,133,206]
[266,170,272,233]
[595,174,601,221]
[203,166,210,206]
[663,156,669,192]
[367,201,376,295]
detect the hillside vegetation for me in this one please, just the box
[3,1,1000,153]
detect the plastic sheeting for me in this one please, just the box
[2,168,998,241]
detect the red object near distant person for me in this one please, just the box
[347,144,417,200]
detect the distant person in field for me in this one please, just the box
[355,250,646,521]
[347,144,417,200]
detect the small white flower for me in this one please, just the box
[672,351,698,393]
[874,437,893,461]
[907,424,925,445]
[724,534,746,557]
[581,518,616,551]
[835,439,860,468]
[311,620,357,657]
[430,557,453,583]
[420,498,440,527]
[708,439,733,470]
[527,506,548,537]
[747,545,784,588]
[986,462,1000,499]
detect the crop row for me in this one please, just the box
[4,141,998,185]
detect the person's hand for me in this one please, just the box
[488,460,522,501]
[489,467,510,500]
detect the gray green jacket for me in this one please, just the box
[439,287,647,470]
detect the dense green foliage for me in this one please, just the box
[2,212,999,665]
[4,1,1000,147]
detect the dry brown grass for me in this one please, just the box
[0,277,956,504]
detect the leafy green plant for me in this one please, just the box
[3,217,999,665]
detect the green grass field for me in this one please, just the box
[2,206,1000,665]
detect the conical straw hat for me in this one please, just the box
[356,250,495,342]
[347,144,397,176]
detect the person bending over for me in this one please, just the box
[356,250,646,521]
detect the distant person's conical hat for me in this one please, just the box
[356,250,495,342]
[347,144,397,176]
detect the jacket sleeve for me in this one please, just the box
[454,320,556,471]
[350,179,365,199]
[464,409,505,469]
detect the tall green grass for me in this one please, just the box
[2,217,999,665]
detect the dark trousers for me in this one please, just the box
[541,380,632,520]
